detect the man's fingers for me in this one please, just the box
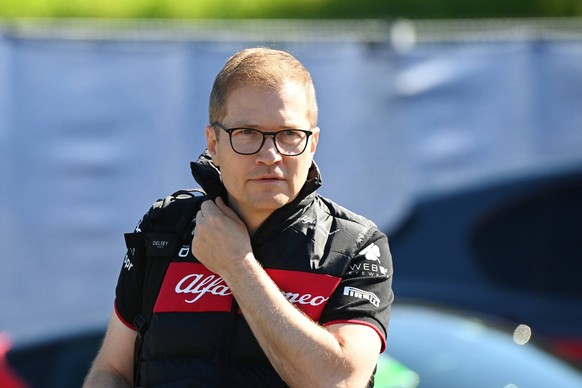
[215,197,239,220]
[197,199,221,222]
[200,198,217,212]
[198,197,246,234]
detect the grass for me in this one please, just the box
[1,0,582,19]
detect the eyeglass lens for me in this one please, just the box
[230,128,309,156]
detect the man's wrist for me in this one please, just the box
[220,251,259,285]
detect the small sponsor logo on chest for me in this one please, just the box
[152,240,170,248]
[348,262,389,277]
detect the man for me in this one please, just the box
[84,47,393,387]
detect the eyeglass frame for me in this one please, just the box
[211,122,314,156]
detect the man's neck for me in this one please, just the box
[227,196,272,237]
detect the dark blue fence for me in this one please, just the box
[1,19,582,343]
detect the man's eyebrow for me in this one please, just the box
[222,121,256,128]
[228,123,303,130]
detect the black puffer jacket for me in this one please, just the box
[115,152,393,387]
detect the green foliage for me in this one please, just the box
[1,0,582,19]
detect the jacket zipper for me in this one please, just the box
[223,299,239,387]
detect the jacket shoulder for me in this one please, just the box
[313,195,383,251]
[315,195,377,229]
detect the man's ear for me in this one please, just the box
[309,126,320,155]
[205,125,219,166]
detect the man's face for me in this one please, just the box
[206,82,319,220]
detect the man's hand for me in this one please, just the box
[191,197,253,276]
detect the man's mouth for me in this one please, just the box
[251,175,285,183]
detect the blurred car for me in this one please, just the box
[1,329,101,388]
[387,164,582,368]
[3,301,582,388]
[376,301,582,388]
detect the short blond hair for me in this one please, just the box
[209,47,318,128]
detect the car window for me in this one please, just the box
[471,178,582,297]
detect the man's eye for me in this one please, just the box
[278,130,304,141]
[234,129,259,136]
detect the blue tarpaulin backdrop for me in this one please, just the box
[1,19,582,343]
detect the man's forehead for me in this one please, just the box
[223,85,310,126]
[226,81,303,98]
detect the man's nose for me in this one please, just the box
[256,135,282,163]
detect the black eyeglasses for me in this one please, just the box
[211,122,313,156]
